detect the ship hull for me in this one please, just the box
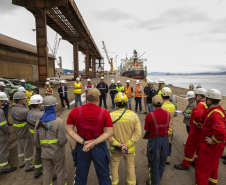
[121,70,146,79]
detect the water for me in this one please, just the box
[147,75,226,96]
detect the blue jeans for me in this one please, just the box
[110,94,116,108]
[135,97,142,112]
[75,94,82,107]
[127,97,132,110]
[148,103,154,113]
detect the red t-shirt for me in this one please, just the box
[144,109,170,138]
[66,103,113,140]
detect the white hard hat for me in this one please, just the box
[186,91,195,99]
[42,96,58,107]
[30,94,43,104]
[76,77,80,81]
[136,80,140,84]
[111,79,115,83]
[194,88,206,96]
[205,89,222,100]
[100,77,104,80]
[147,79,154,84]
[45,82,50,85]
[17,86,26,92]
[0,92,8,101]
[117,81,120,84]
[161,87,172,97]
[46,78,50,81]
[126,80,130,83]
[20,79,26,83]
[0,81,6,87]
[87,78,91,82]
[158,79,165,83]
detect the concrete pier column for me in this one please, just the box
[85,52,90,78]
[73,41,79,79]
[35,10,48,82]
[92,56,96,77]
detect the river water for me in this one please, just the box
[147,75,226,96]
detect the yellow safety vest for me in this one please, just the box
[25,91,35,105]
[74,82,82,94]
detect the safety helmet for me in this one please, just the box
[0,92,8,101]
[42,96,58,107]
[126,80,130,83]
[194,88,206,96]
[205,89,222,100]
[17,86,26,92]
[147,79,154,84]
[136,80,140,84]
[76,77,80,81]
[30,94,43,104]
[117,81,120,84]
[20,79,26,83]
[0,81,6,87]
[158,79,165,84]
[161,87,172,97]
[45,82,50,85]
[46,78,50,81]
[100,77,104,80]
[111,79,115,83]
[186,91,195,99]
[87,78,91,82]
[13,91,26,100]
[114,92,128,103]
[26,84,32,89]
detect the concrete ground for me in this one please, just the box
[0,75,226,185]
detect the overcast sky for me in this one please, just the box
[0,0,226,73]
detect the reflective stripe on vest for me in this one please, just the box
[74,82,82,94]
[162,102,175,113]
[124,86,132,97]
[40,139,59,144]
[29,128,34,133]
[135,86,142,97]
[199,102,208,109]
[207,109,225,118]
[26,91,34,105]
[13,122,27,127]
[0,120,7,126]
[0,161,8,167]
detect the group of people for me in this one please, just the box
[0,76,226,185]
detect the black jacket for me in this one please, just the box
[58,86,68,99]
[96,82,108,95]
[147,86,156,103]
[109,84,117,95]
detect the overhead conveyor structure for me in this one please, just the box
[12,0,102,81]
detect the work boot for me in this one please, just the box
[143,112,147,114]
[34,172,43,179]
[25,167,34,172]
[166,156,170,165]
[174,164,189,170]
[223,160,226,165]
[221,155,226,160]
[19,164,25,169]
[1,166,17,175]
[191,161,195,167]
[52,174,57,181]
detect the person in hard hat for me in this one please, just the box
[46,78,52,88]
[145,95,170,185]
[195,89,226,185]
[34,96,68,185]
[74,77,82,107]
[58,80,70,110]
[146,80,156,113]
[85,78,94,95]
[108,92,141,185]
[174,88,208,170]
[0,92,17,174]
[182,91,196,134]
[143,79,154,114]
[66,88,113,185]
[96,77,108,109]
[20,79,27,89]
[0,82,10,125]
[157,79,165,96]
[134,80,143,113]
[116,81,124,93]
[25,84,35,110]
[11,91,34,172]
[44,82,53,96]
[27,94,44,179]
[124,79,133,110]
[161,87,175,165]
[109,79,117,109]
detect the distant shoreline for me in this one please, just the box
[148,73,226,76]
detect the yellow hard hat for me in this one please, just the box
[114,92,128,103]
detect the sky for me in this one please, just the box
[0,0,226,73]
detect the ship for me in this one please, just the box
[119,50,147,79]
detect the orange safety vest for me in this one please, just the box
[124,86,133,97]
[45,87,53,96]
[135,85,142,98]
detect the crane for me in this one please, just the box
[102,41,115,75]
[48,33,61,68]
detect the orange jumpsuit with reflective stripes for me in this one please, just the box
[181,99,208,167]
[195,106,226,185]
